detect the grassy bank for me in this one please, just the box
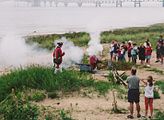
[0,66,120,102]
[26,32,90,50]
[26,23,164,50]
[100,23,164,48]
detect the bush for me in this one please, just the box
[30,91,46,102]
[0,91,39,120]
[155,81,164,94]
[154,111,164,120]
[26,32,90,50]
[109,61,134,70]
[0,66,116,102]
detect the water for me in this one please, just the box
[1,1,164,68]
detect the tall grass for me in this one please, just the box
[26,32,90,50]
[0,66,116,102]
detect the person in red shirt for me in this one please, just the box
[52,42,65,73]
[89,55,98,71]
[145,43,152,67]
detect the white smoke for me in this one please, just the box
[54,37,84,68]
[0,32,51,69]
[86,32,103,56]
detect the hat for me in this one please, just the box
[57,42,63,46]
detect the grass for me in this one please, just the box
[26,32,90,50]
[0,65,119,102]
[100,23,164,48]
[25,23,164,51]
[146,68,164,75]
[155,81,164,94]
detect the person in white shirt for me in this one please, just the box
[141,76,154,119]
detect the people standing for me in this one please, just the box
[52,42,65,74]
[141,76,154,119]
[109,40,115,61]
[127,67,141,119]
[138,43,145,65]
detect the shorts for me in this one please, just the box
[128,52,131,58]
[128,89,140,103]
[160,46,164,56]
[145,55,151,60]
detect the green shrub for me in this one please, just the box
[26,32,90,50]
[0,91,39,120]
[109,61,134,70]
[154,111,164,120]
[30,91,46,102]
[0,66,116,102]
[60,110,73,120]
[154,90,160,99]
[155,81,164,94]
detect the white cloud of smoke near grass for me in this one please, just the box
[86,32,103,56]
[54,37,84,68]
[0,32,51,68]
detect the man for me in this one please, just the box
[127,67,141,119]
[158,35,164,64]
[89,55,99,71]
[52,42,65,73]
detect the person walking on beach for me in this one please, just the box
[141,76,154,119]
[52,42,65,73]
[127,67,141,119]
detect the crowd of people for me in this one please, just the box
[109,35,164,67]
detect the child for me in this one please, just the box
[141,76,154,119]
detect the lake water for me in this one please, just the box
[1,1,164,68]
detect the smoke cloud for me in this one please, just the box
[0,32,51,69]
[54,37,84,68]
[86,32,103,56]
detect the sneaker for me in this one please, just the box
[127,115,134,119]
[137,114,141,118]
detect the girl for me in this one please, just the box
[141,76,154,119]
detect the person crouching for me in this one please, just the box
[52,42,65,74]
[89,55,99,71]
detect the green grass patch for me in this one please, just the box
[100,23,164,48]
[26,32,90,50]
[155,81,164,94]
[0,66,118,102]
[109,61,134,70]
[146,68,164,75]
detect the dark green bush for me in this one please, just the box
[155,81,164,94]
[0,91,39,120]
[0,66,116,102]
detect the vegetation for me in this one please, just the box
[100,23,164,48]
[154,110,164,120]
[0,65,121,102]
[155,81,164,94]
[109,61,134,70]
[146,68,164,75]
[0,90,73,120]
[26,32,90,50]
